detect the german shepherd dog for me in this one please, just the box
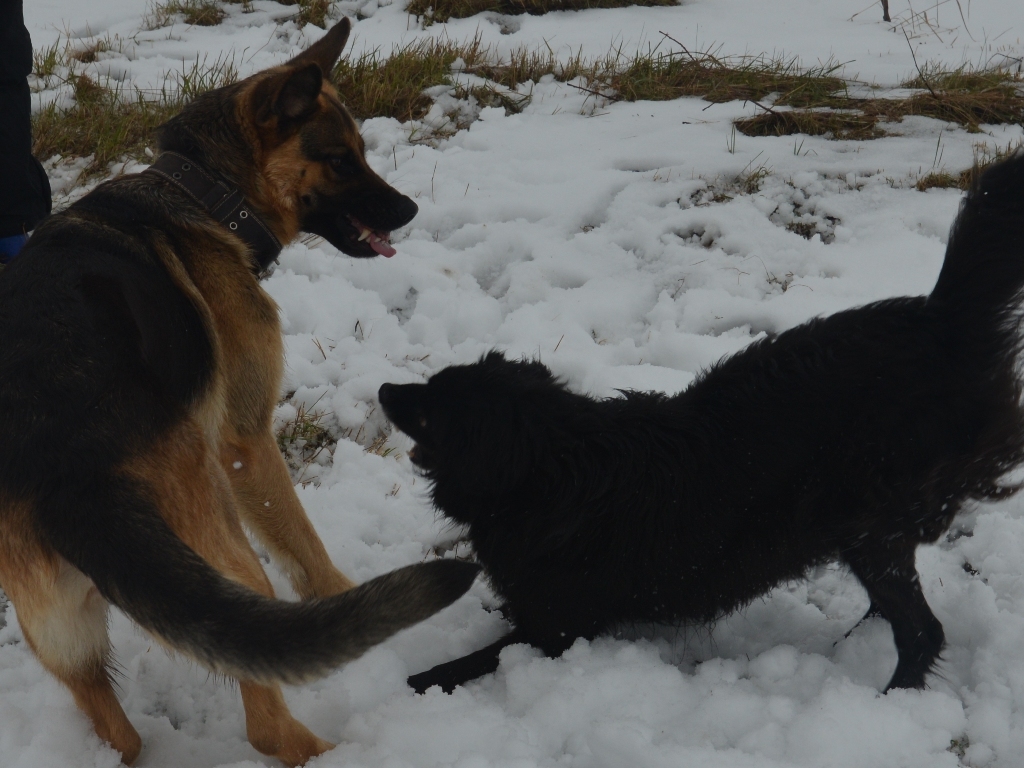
[380,154,1024,696]
[0,20,480,767]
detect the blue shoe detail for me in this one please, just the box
[0,234,28,264]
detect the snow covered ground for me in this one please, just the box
[4,0,1024,766]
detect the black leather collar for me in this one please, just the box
[143,152,283,276]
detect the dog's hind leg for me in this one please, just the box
[844,545,944,691]
[0,502,141,764]
[136,427,334,766]
[184,516,334,766]
[222,429,356,599]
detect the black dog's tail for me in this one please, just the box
[929,151,1024,353]
[39,481,479,685]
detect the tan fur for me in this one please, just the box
[263,134,325,237]
[233,74,368,248]
[0,21,380,766]
[0,496,142,764]
[112,162,354,765]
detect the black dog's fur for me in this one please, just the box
[381,153,1024,694]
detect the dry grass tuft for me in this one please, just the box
[731,64,1023,140]
[278,0,335,28]
[145,0,226,29]
[735,110,882,140]
[736,158,772,194]
[331,36,600,124]
[33,40,70,83]
[608,47,847,107]
[914,170,962,191]
[365,431,399,458]
[276,403,335,471]
[408,0,676,23]
[916,139,1024,192]
[71,39,113,64]
[462,45,592,89]
[886,66,1024,131]
[30,31,1024,174]
[332,37,490,121]
[603,47,1022,139]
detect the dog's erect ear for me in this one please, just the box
[273,63,323,121]
[286,17,352,74]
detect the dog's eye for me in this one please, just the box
[418,416,428,428]
[329,156,356,175]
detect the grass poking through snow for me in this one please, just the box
[30,30,1024,179]
[144,0,226,28]
[609,48,848,107]
[408,0,677,23]
[277,0,335,28]
[915,139,1024,191]
[332,38,487,122]
[276,402,336,477]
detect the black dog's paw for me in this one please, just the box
[407,669,458,695]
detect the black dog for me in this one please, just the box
[380,153,1024,695]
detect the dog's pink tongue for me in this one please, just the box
[369,233,397,258]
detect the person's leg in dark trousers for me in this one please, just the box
[1,0,52,264]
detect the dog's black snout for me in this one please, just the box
[378,383,396,408]
[394,195,418,227]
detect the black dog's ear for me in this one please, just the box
[479,350,508,366]
[478,351,554,384]
[286,17,351,73]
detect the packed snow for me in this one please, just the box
[4,0,1024,766]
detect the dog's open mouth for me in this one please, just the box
[347,216,396,258]
[407,443,435,469]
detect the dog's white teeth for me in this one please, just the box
[358,228,372,242]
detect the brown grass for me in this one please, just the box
[331,36,605,123]
[365,432,399,458]
[30,31,1024,173]
[71,39,113,64]
[332,37,491,121]
[144,0,226,28]
[462,45,593,89]
[873,67,1024,131]
[276,402,335,474]
[605,47,1023,140]
[609,48,847,107]
[914,170,962,191]
[735,110,883,140]
[277,0,335,28]
[408,0,677,23]
[828,68,1024,137]
[916,139,1024,191]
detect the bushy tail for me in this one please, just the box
[929,151,1024,350]
[38,480,479,685]
[928,151,1024,501]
